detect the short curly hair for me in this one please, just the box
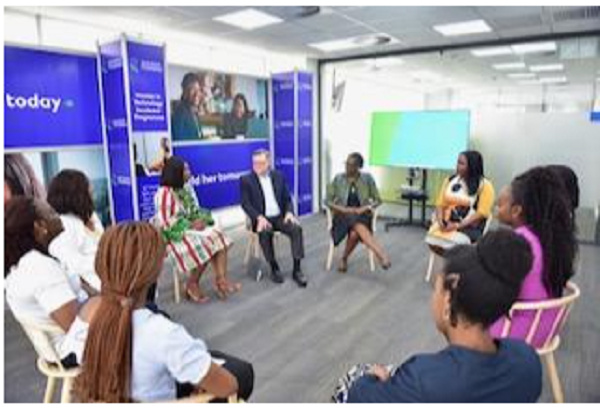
[47,169,95,223]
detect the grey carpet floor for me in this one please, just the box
[4,213,600,402]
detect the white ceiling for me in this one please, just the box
[68,6,600,58]
[12,6,600,88]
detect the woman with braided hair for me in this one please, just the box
[73,222,254,403]
[490,166,578,346]
[154,156,240,303]
[333,230,541,403]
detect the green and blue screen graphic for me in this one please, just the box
[370,110,470,170]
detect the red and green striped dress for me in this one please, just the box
[154,186,232,274]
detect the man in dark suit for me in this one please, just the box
[240,149,307,287]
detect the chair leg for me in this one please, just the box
[253,235,260,258]
[369,250,375,272]
[60,377,74,403]
[43,376,57,403]
[244,235,253,265]
[425,252,435,282]
[544,352,564,403]
[326,240,334,271]
[173,266,181,304]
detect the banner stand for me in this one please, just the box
[271,70,314,216]
[98,35,170,223]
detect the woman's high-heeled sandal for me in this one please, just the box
[185,285,210,304]
[213,278,229,300]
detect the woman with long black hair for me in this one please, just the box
[490,166,577,346]
[426,150,495,249]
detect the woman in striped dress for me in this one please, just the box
[154,156,240,303]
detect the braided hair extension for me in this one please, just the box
[511,167,577,297]
[74,222,166,403]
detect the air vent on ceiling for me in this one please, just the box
[353,34,392,47]
[552,6,600,23]
[258,6,320,21]
[297,6,321,18]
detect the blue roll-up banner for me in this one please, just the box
[297,72,313,216]
[126,41,169,132]
[5,46,103,149]
[272,71,313,216]
[125,39,170,220]
[99,37,170,222]
[272,72,297,207]
[99,40,135,222]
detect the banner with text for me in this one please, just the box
[297,72,313,216]
[99,40,135,222]
[271,71,313,216]
[5,46,102,149]
[127,41,168,132]
[135,140,268,218]
[272,72,296,211]
[175,140,269,209]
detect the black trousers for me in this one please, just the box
[176,350,254,402]
[257,216,304,266]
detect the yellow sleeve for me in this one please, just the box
[435,178,450,207]
[476,179,495,218]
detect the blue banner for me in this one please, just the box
[100,40,135,222]
[591,111,600,122]
[126,41,168,132]
[175,140,269,209]
[137,175,161,221]
[297,72,313,216]
[271,71,313,216]
[135,141,268,219]
[4,46,102,149]
[272,73,297,208]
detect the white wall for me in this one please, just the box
[320,66,424,205]
[471,112,600,209]
[321,62,600,227]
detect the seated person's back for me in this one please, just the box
[130,307,212,401]
[348,338,540,403]
[337,229,542,403]
[74,222,253,403]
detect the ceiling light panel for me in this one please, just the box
[213,8,283,30]
[434,19,492,37]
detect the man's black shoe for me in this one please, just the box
[271,268,284,284]
[292,270,307,288]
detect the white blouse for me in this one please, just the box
[130,309,212,401]
[48,213,103,293]
[5,250,83,362]
[61,308,213,401]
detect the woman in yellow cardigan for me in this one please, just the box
[426,151,495,251]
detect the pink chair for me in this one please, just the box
[498,281,581,403]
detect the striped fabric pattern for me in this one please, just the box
[154,186,232,275]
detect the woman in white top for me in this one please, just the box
[47,169,103,293]
[73,222,254,403]
[4,196,87,367]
